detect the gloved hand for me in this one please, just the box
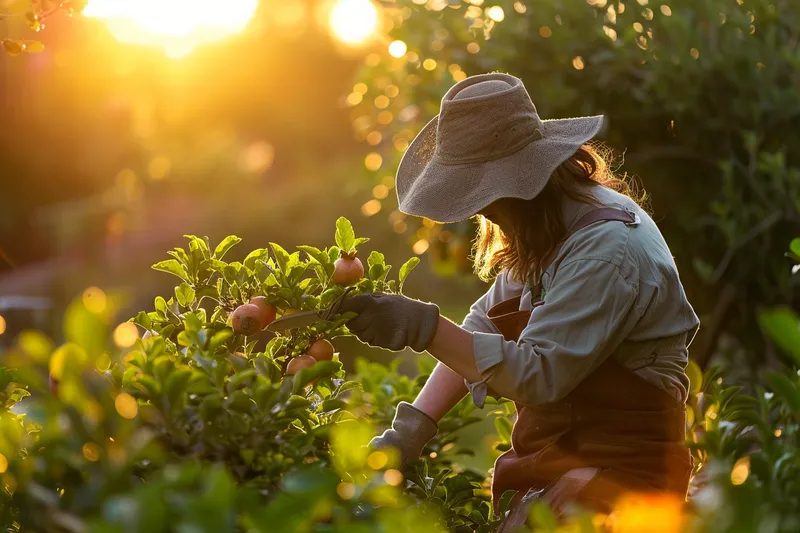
[370,402,439,469]
[339,293,440,352]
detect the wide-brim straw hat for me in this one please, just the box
[396,72,605,223]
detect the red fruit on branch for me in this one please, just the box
[286,354,317,375]
[231,304,263,336]
[333,253,364,286]
[306,339,334,362]
[249,296,277,328]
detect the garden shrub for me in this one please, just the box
[0,224,798,532]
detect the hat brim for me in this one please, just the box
[396,114,605,223]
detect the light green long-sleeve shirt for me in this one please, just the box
[461,185,700,408]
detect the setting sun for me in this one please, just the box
[83,0,259,58]
[328,0,379,46]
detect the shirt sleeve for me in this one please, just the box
[459,272,518,334]
[465,258,640,407]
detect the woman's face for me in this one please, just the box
[479,198,516,235]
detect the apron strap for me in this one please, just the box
[528,206,640,293]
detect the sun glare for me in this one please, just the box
[329,0,379,46]
[83,0,259,58]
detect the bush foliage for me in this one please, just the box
[1,220,799,532]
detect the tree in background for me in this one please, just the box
[351,0,800,370]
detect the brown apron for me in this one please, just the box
[488,208,692,518]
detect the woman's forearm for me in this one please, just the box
[426,317,482,383]
[412,362,469,421]
[411,317,483,421]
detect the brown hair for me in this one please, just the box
[472,144,648,284]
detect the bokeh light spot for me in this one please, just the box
[466,42,480,53]
[367,451,388,469]
[514,1,527,13]
[539,26,552,38]
[423,58,437,71]
[148,156,171,180]
[731,456,750,485]
[0,315,6,336]
[82,287,107,315]
[239,141,275,174]
[572,56,585,70]
[487,6,505,21]
[412,239,430,255]
[329,0,379,46]
[115,393,139,419]
[0,454,7,473]
[377,111,393,125]
[361,200,382,216]
[82,443,101,462]
[337,482,355,499]
[113,322,139,348]
[364,153,383,171]
[374,95,390,109]
[384,469,403,486]
[372,184,389,199]
[388,40,407,58]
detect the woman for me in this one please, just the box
[341,73,699,523]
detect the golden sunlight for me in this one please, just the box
[328,0,379,46]
[83,0,259,58]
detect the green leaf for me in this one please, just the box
[494,417,512,443]
[790,238,800,257]
[209,329,234,351]
[298,245,329,264]
[152,259,190,282]
[175,283,196,308]
[327,247,340,263]
[367,250,385,269]
[227,390,255,413]
[243,248,269,270]
[337,381,362,395]
[228,369,258,391]
[132,311,152,331]
[758,307,800,365]
[398,257,420,289]
[319,398,347,413]
[164,369,194,407]
[763,371,800,413]
[135,375,161,398]
[269,242,291,273]
[292,361,343,393]
[213,235,241,260]
[335,217,356,253]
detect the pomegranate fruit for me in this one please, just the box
[286,354,317,375]
[306,339,334,362]
[249,296,277,328]
[332,253,364,286]
[231,304,263,336]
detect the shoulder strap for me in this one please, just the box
[567,207,638,238]
[528,207,639,294]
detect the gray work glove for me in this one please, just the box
[340,293,440,352]
[370,402,439,469]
